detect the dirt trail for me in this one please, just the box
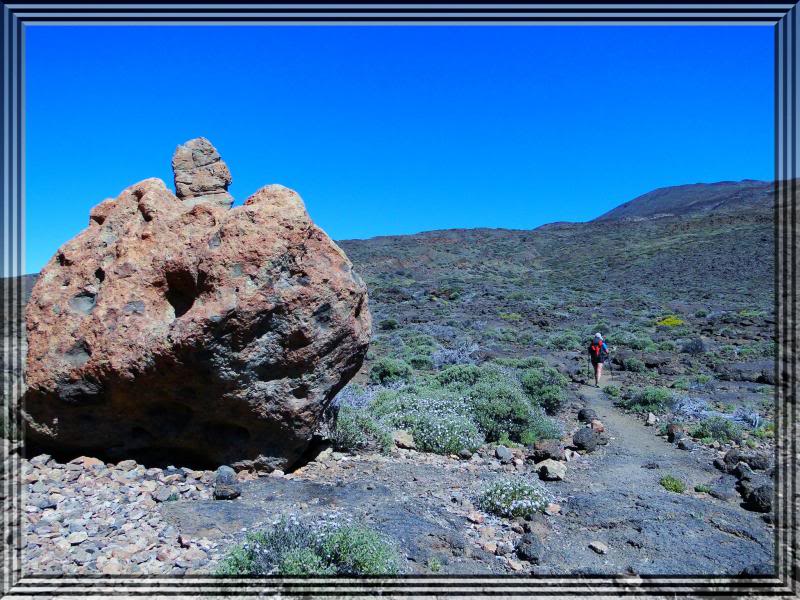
[580,379,714,492]
[533,374,774,575]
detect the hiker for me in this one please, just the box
[588,332,609,387]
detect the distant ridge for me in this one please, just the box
[594,179,774,222]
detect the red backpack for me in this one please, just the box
[590,340,607,360]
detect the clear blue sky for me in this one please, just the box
[26,25,773,273]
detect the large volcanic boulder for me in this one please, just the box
[23,139,371,471]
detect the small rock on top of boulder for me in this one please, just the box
[172,137,233,209]
[23,138,371,471]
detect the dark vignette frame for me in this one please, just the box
[0,1,796,597]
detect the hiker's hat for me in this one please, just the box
[594,332,603,341]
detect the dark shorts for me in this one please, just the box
[590,356,605,366]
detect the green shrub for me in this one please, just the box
[616,332,652,351]
[618,386,673,414]
[378,318,399,331]
[477,476,551,518]
[738,308,766,319]
[519,414,563,445]
[278,547,336,575]
[407,353,434,370]
[753,423,774,439]
[520,366,568,415]
[216,545,257,575]
[401,333,438,353]
[536,385,567,415]
[489,327,531,345]
[468,379,536,441]
[520,366,568,396]
[427,556,443,573]
[370,357,412,384]
[497,431,522,448]
[332,404,393,453]
[216,517,400,576]
[690,417,743,443]
[660,475,686,493]
[321,524,401,575]
[545,332,581,351]
[492,356,547,370]
[582,322,611,340]
[624,357,647,373]
[694,484,711,494]
[434,364,499,389]
[499,312,522,322]
[672,377,690,391]
[604,385,621,397]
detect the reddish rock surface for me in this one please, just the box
[23,139,371,470]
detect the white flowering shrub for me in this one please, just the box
[330,360,563,457]
[412,413,483,454]
[215,514,400,576]
[478,476,552,518]
[371,387,483,454]
[332,403,393,453]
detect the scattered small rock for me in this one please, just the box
[536,459,566,481]
[645,413,657,426]
[589,419,605,433]
[213,466,241,500]
[507,558,524,571]
[467,511,484,524]
[545,503,561,515]
[392,430,416,450]
[154,486,178,503]
[589,541,609,555]
[743,483,773,513]
[530,440,565,462]
[67,531,88,545]
[667,423,685,443]
[733,462,755,481]
[515,533,544,563]
[724,449,770,472]
[572,428,598,452]
[495,445,513,463]
[740,563,773,576]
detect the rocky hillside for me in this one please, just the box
[340,200,773,371]
[594,179,773,222]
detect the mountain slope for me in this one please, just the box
[594,179,774,222]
